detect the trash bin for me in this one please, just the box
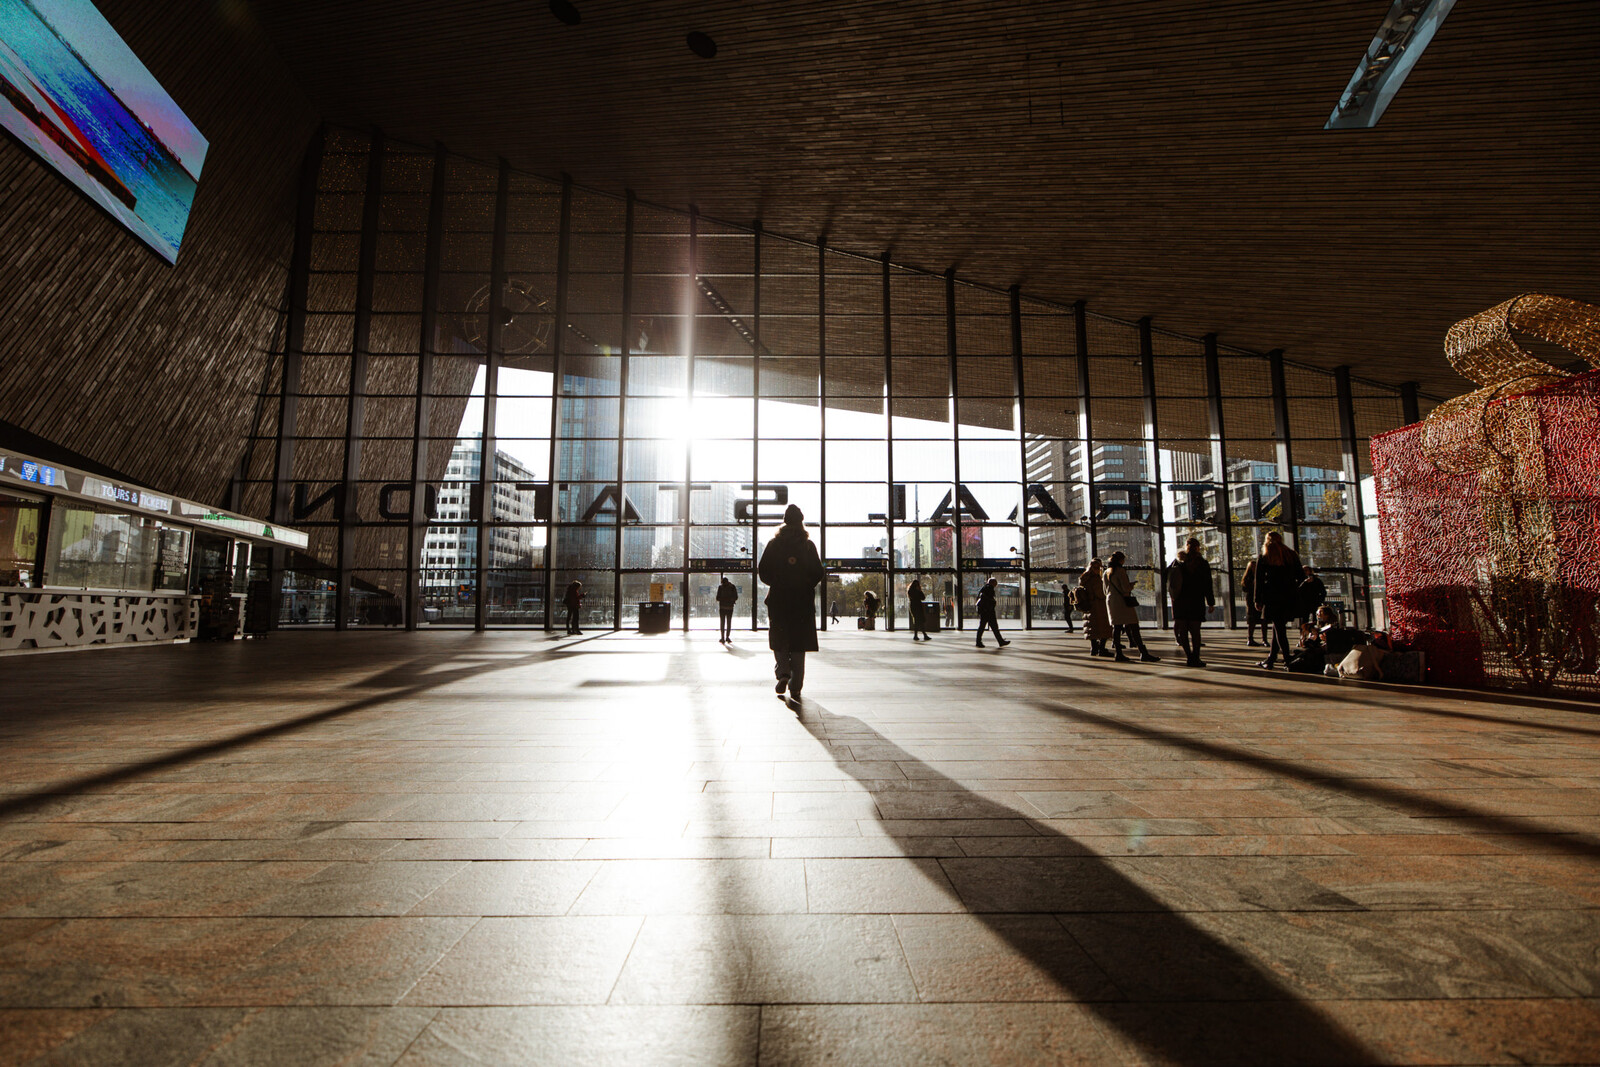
[638,601,672,634]
[922,601,942,632]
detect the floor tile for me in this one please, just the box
[758,1003,1128,1065]
[401,917,641,1005]
[608,914,918,1004]
[569,859,807,915]
[394,1006,757,1066]
[892,913,1120,1002]
[802,857,963,913]
[406,861,601,916]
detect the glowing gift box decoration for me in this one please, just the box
[1371,294,1600,695]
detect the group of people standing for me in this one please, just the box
[1240,531,1326,670]
[1072,530,1324,670]
[1072,551,1166,663]
[592,506,1334,704]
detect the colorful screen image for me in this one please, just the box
[0,0,207,263]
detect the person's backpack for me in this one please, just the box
[1165,560,1184,600]
[1071,584,1091,612]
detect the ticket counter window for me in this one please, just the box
[0,491,43,586]
[45,504,160,591]
[153,526,192,591]
[189,534,235,594]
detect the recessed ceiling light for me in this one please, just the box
[549,0,581,27]
[686,31,717,58]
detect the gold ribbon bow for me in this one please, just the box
[1421,294,1600,473]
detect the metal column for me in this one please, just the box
[1010,286,1030,628]
[882,251,895,631]
[1400,381,1420,426]
[474,160,511,630]
[404,142,448,630]
[269,126,325,629]
[1139,318,1167,628]
[542,175,572,630]
[1268,349,1298,548]
[337,129,384,630]
[1334,365,1374,627]
[1073,302,1096,564]
[946,268,962,629]
[614,191,635,630]
[1203,334,1235,627]
[750,222,762,631]
[817,240,828,630]
[681,207,699,630]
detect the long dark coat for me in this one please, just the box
[758,524,824,653]
[1296,574,1327,618]
[1255,550,1304,624]
[1172,556,1215,622]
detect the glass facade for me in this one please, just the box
[0,491,44,586]
[247,129,1419,631]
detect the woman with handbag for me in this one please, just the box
[1105,551,1159,663]
[1253,530,1303,670]
[1078,558,1113,657]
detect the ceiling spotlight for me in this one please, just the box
[686,31,717,58]
[549,0,580,27]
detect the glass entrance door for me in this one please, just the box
[825,570,887,630]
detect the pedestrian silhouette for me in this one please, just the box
[715,576,739,643]
[974,576,1009,648]
[758,505,824,703]
[1254,531,1304,670]
[562,580,584,635]
[1170,536,1215,667]
[1297,565,1327,625]
[907,578,933,640]
[1242,557,1263,647]
[1106,551,1158,662]
[1078,558,1112,657]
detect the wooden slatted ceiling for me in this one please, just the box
[249,0,1600,398]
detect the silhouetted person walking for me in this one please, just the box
[862,590,879,629]
[1060,578,1076,631]
[1106,551,1158,663]
[759,505,824,702]
[830,600,840,623]
[974,577,1009,648]
[907,578,932,640]
[1242,557,1263,647]
[562,580,584,635]
[1297,565,1327,625]
[1171,537,1215,667]
[1079,557,1112,657]
[715,576,739,643]
[1254,531,1304,670]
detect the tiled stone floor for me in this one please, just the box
[0,627,1598,1065]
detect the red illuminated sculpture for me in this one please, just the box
[1372,294,1600,695]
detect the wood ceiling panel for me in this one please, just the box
[250,0,1600,397]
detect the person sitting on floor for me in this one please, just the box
[1315,604,1369,672]
[1285,621,1326,674]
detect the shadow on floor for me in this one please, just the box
[795,700,1381,1066]
[1018,696,1600,860]
[0,637,565,821]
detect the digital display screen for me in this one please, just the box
[0,0,207,263]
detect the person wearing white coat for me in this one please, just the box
[1105,551,1159,663]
